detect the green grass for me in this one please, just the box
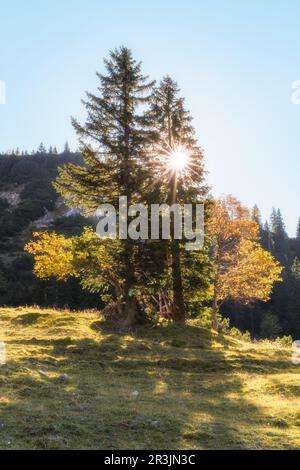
[0,306,300,450]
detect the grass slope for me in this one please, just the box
[0,307,300,450]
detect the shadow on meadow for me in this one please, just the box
[0,317,296,449]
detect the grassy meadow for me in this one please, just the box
[0,307,300,450]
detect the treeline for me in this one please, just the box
[0,141,72,157]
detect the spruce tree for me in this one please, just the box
[270,208,289,265]
[37,143,46,154]
[252,204,263,242]
[63,142,71,154]
[150,76,207,323]
[54,47,156,325]
[262,221,272,251]
[292,257,300,280]
[252,204,262,227]
[296,218,300,239]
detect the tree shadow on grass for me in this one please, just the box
[0,321,297,449]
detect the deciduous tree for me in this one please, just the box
[208,196,282,331]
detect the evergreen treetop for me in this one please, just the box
[296,218,300,239]
[54,46,159,325]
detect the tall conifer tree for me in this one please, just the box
[296,218,300,239]
[252,204,263,242]
[270,208,289,265]
[150,76,207,323]
[262,221,272,251]
[55,47,156,325]
[292,257,300,280]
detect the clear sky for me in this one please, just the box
[1,0,300,235]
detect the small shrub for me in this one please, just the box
[195,307,213,329]
[275,335,293,346]
[260,313,282,339]
[229,326,251,342]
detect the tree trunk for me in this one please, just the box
[212,293,219,332]
[122,240,145,327]
[123,296,138,326]
[167,166,186,324]
[120,72,145,328]
[250,307,254,336]
[211,247,220,331]
[171,239,185,323]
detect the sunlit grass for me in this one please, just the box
[0,306,300,449]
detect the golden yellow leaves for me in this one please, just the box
[218,240,282,303]
[208,196,283,305]
[25,232,77,280]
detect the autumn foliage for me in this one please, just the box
[25,232,77,280]
[208,196,282,330]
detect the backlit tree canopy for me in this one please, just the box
[208,196,282,330]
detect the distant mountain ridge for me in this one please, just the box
[0,151,87,252]
[0,151,100,310]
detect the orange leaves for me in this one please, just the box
[208,196,282,305]
[208,195,259,249]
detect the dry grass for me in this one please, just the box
[0,306,300,450]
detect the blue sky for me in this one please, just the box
[1,0,300,235]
